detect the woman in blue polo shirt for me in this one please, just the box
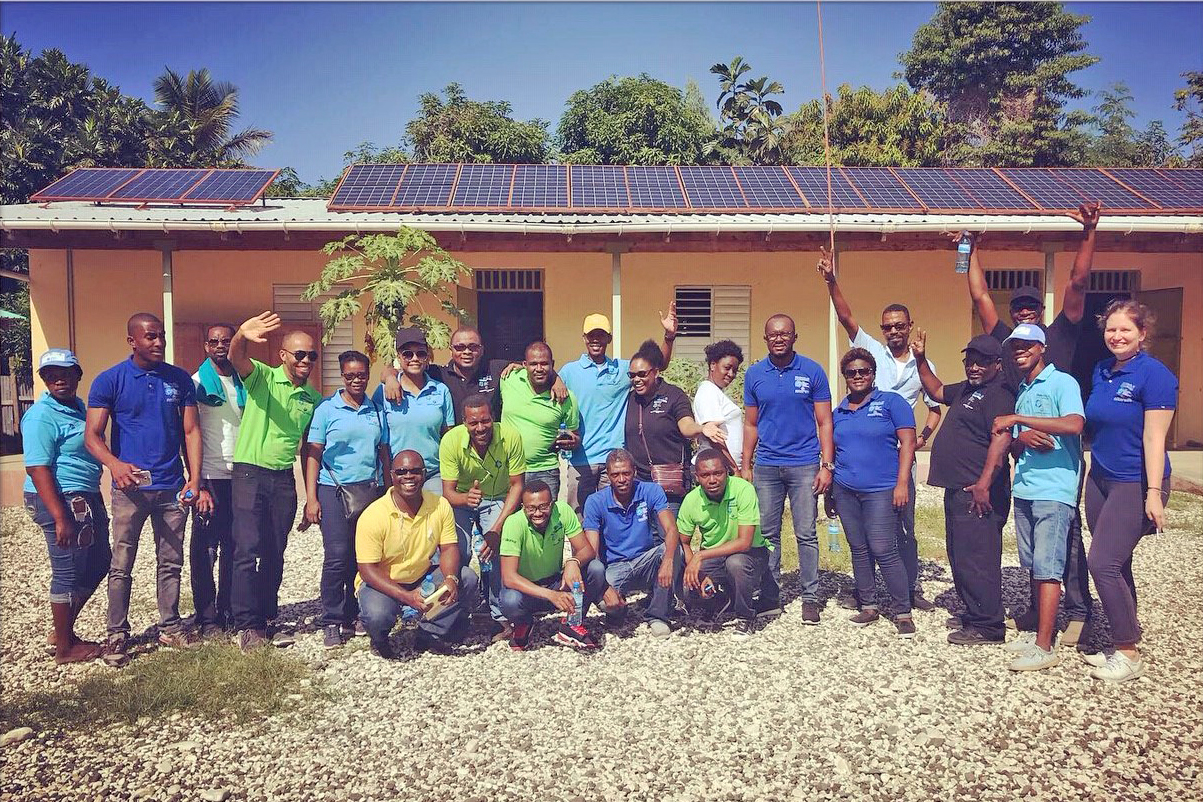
[22,349,111,663]
[1082,300,1177,682]
[304,350,388,649]
[830,348,918,639]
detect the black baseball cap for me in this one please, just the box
[962,334,1002,359]
[394,327,429,350]
[1010,286,1043,307]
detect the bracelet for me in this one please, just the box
[920,427,933,441]
[563,558,580,567]
[444,574,459,585]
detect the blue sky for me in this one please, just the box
[6,2,1202,185]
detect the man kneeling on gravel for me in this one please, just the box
[498,480,605,651]
[678,450,773,640]
[355,450,479,659]
[582,448,683,638]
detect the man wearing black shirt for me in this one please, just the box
[965,201,1100,647]
[913,332,1015,644]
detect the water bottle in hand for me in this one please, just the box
[557,422,572,461]
[827,518,843,553]
[568,580,584,626]
[955,231,973,274]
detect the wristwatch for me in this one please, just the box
[820,461,836,472]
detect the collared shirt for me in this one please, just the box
[374,377,454,476]
[308,389,386,486]
[22,393,102,494]
[833,389,916,493]
[499,500,582,582]
[992,312,1082,392]
[192,368,243,480]
[232,359,322,471]
[428,359,507,424]
[742,352,832,466]
[438,422,526,499]
[87,357,197,489]
[582,480,669,563]
[1085,352,1177,482]
[500,370,580,472]
[355,490,457,588]
[692,379,744,469]
[927,376,1016,490]
[1013,363,1084,505]
[559,353,632,465]
[624,380,693,494]
[850,327,938,409]
[676,476,768,551]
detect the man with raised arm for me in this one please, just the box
[226,311,323,652]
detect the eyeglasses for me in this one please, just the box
[843,367,874,378]
[205,338,232,346]
[392,467,424,477]
[342,372,368,381]
[765,331,795,341]
[880,322,909,332]
[401,350,429,360]
[451,343,482,353]
[290,350,319,362]
[627,369,654,379]
[523,502,552,513]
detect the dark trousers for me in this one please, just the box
[900,472,920,593]
[944,485,1009,638]
[190,478,234,628]
[499,563,607,625]
[231,463,297,632]
[685,546,770,620]
[317,484,361,627]
[833,484,911,615]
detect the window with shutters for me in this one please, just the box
[671,285,752,364]
[972,270,1045,336]
[272,284,352,391]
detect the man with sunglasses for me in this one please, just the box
[382,327,508,423]
[226,311,323,652]
[817,250,943,612]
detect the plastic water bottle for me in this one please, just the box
[177,488,195,511]
[954,231,973,274]
[558,422,572,461]
[827,518,843,553]
[474,518,491,586]
[568,580,584,626]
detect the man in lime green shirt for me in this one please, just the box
[501,342,580,502]
[498,480,604,651]
[677,449,772,640]
[227,311,323,651]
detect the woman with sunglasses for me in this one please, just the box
[829,348,918,638]
[692,339,745,473]
[304,350,390,649]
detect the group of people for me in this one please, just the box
[22,202,1178,682]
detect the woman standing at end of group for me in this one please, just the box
[829,348,918,639]
[1081,300,1177,682]
[692,340,744,473]
[22,349,112,663]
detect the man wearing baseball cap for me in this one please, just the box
[912,332,1016,645]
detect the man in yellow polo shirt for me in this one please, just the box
[356,450,479,658]
[439,393,525,632]
[227,311,323,652]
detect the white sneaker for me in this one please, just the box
[1090,652,1145,683]
[1079,651,1109,668]
[646,620,672,638]
[1008,645,1060,672]
[1004,631,1037,653]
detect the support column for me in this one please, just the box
[607,243,629,357]
[828,246,841,386]
[1042,245,1057,326]
[155,240,176,364]
[65,248,76,353]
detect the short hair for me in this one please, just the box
[704,339,744,365]
[1098,299,1155,345]
[206,322,237,338]
[694,448,726,468]
[127,312,162,335]
[523,479,552,500]
[451,326,481,342]
[605,448,636,472]
[338,350,369,370]
[765,313,795,331]
[630,338,664,370]
[524,341,553,361]
[462,392,493,417]
[840,347,877,374]
[881,303,911,321]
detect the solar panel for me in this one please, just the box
[732,166,806,208]
[182,169,277,203]
[31,168,143,201]
[1056,170,1149,209]
[452,164,514,207]
[997,169,1086,210]
[569,165,629,207]
[627,166,687,208]
[110,168,211,201]
[1161,169,1203,191]
[842,167,920,208]
[945,169,1037,209]
[678,166,747,208]
[892,168,980,210]
[511,165,568,207]
[330,165,406,208]
[1103,169,1197,209]
[391,164,456,207]
[787,167,868,208]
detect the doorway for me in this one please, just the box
[472,269,545,363]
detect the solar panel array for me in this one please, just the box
[31,167,279,205]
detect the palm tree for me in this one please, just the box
[152,67,272,165]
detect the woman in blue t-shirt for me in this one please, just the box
[1082,300,1177,682]
[829,348,918,639]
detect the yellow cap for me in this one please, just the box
[582,313,612,335]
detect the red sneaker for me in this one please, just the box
[553,622,600,650]
[509,623,533,651]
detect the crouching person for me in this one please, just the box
[679,449,772,641]
[499,481,605,651]
[582,448,682,638]
[355,450,479,658]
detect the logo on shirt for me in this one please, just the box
[164,382,181,403]
[962,390,984,411]
[1113,381,1137,403]
[478,376,495,393]
[1028,395,1052,415]
[794,376,810,396]
[650,395,669,414]
[866,400,886,418]
[636,501,648,522]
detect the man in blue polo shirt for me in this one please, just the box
[86,312,203,666]
[741,314,834,624]
[582,448,683,637]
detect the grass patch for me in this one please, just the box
[777,501,948,576]
[0,642,322,734]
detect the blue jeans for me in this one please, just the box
[901,467,920,594]
[833,483,911,615]
[526,468,561,503]
[499,563,607,625]
[25,491,111,606]
[1014,498,1073,581]
[685,546,771,620]
[317,484,361,627]
[357,565,479,642]
[453,498,506,621]
[603,543,683,623]
[753,463,819,602]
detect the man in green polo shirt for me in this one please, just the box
[498,480,605,650]
[439,393,526,632]
[227,311,323,652]
[501,341,580,502]
[677,449,772,640]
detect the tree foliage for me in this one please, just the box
[406,83,549,164]
[1175,71,1203,167]
[1085,83,1181,168]
[556,74,712,165]
[150,67,272,166]
[706,57,787,164]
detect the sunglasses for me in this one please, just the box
[843,367,874,378]
[400,349,429,360]
[205,338,232,346]
[962,357,997,368]
[628,369,654,379]
[290,350,319,363]
[451,343,482,353]
[342,372,368,381]
[392,467,424,477]
[880,322,910,332]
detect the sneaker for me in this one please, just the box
[604,605,629,627]
[945,615,963,630]
[837,594,860,611]
[238,629,268,653]
[646,619,672,638]
[490,621,514,644]
[1008,645,1060,671]
[947,627,1004,646]
[158,630,201,650]
[755,594,784,620]
[101,634,129,668]
[269,628,296,648]
[895,617,917,639]
[1089,652,1144,683]
[199,623,227,641]
[911,593,938,613]
[553,622,600,650]
[1079,651,1109,668]
[341,620,368,639]
[509,623,533,651]
[323,625,344,650]
[801,602,822,625]
[848,609,880,627]
[1005,631,1038,653]
[369,637,394,659]
[732,618,756,641]
[414,628,454,655]
[1060,619,1090,649]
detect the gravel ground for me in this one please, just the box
[3,488,1203,802]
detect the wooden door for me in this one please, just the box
[172,323,206,375]
[1138,287,1183,447]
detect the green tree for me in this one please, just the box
[0,283,31,369]
[150,67,272,166]
[900,2,1097,166]
[300,142,411,198]
[264,167,307,197]
[706,57,788,164]
[1175,71,1203,167]
[1085,83,1182,167]
[302,228,471,365]
[405,83,548,164]
[557,74,713,165]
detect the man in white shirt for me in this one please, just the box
[190,324,245,636]
[817,251,942,611]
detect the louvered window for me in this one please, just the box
[671,285,752,364]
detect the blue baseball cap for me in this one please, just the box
[1002,323,1046,346]
[38,348,80,370]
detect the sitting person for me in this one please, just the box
[498,481,605,651]
[677,450,772,640]
[582,448,683,638]
[355,450,479,658]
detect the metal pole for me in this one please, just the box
[155,241,175,363]
[1042,246,1057,325]
[66,249,76,353]
[828,246,840,386]
[610,248,624,357]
